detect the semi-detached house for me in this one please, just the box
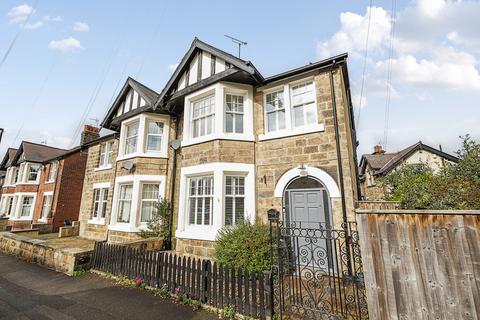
[78,38,360,258]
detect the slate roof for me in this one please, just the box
[360,141,459,177]
[13,141,67,164]
[0,148,19,169]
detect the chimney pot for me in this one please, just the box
[81,125,100,145]
[373,145,385,154]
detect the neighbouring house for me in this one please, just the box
[78,37,360,259]
[359,142,459,200]
[0,127,93,231]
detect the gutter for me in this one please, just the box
[166,115,180,250]
[329,61,348,224]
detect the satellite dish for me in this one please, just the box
[122,161,134,171]
[170,139,181,150]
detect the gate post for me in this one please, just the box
[268,208,281,319]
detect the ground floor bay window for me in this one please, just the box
[108,175,166,233]
[8,193,36,221]
[176,162,255,242]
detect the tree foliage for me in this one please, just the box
[213,222,272,273]
[382,135,480,209]
[140,198,171,239]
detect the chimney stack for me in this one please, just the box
[373,145,385,154]
[81,125,100,145]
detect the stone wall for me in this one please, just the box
[364,183,387,201]
[175,238,215,259]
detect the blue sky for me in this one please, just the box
[0,0,479,159]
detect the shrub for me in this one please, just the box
[140,198,171,239]
[213,222,271,273]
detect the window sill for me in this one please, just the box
[37,218,49,223]
[45,180,55,184]
[16,182,40,186]
[182,133,255,147]
[94,165,112,172]
[108,223,140,233]
[258,123,325,141]
[175,226,218,242]
[10,216,33,221]
[116,152,167,162]
[88,218,106,225]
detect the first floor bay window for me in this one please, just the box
[117,184,133,223]
[124,122,139,155]
[188,176,213,225]
[192,95,215,138]
[224,175,245,226]
[146,121,164,152]
[20,196,34,217]
[140,183,160,222]
[225,94,244,133]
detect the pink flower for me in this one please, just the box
[174,287,181,295]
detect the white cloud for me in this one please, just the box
[317,6,391,59]
[167,63,179,73]
[7,4,34,23]
[73,21,89,32]
[417,0,446,18]
[23,21,43,29]
[43,15,63,22]
[48,37,83,53]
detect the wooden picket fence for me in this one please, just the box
[92,242,273,319]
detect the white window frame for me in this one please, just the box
[182,82,254,147]
[88,182,110,225]
[97,141,114,170]
[259,77,324,141]
[187,175,214,226]
[109,175,166,232]
[145,120,165,154]
[39,191,53,222]
[192,94,216,139]
[15,162,41,185]
[290,81,317,128]
[117,113,170,161]
[224,93,245,134]
[176,162,255,242]
[47,161,58,183]
[9,192,36,221]
[139,182,161,224]
[224,175,246,226]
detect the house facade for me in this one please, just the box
[78,38,359,258]
[0,137,90,230]
[359,142,458,200]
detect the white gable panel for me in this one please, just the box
[178,73,186,91]
[124,90,132,113]
[132,90,139,110]
[117,102,123,117]
[140,98,146,107]
[202,52,211,80]
[215,58,225,74]
[189,55,198,85]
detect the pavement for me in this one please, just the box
[0,253,217,320]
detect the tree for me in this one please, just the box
[140,198,171,239]
[382,135,480,210]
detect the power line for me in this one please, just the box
[355,0,374,131]
[0,0,38,73]
[383,0,397,150]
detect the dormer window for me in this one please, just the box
[124,122,139,155]
[192,94,215,138]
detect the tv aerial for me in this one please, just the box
[224,35,247,58]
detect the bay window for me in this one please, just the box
[192,95,215,138]
[20,196,34,217]
[265,90,286,132]
[291,81,316,127]
[27,164,40,182]
[224,175,245,226]
[117,184,133,223]
[146,121,164,152]
[140,183,160,222]
[225,94,244,133]
[188,176,214,225]
[124,122,139,155]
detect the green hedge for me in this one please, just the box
[213,222,271,273]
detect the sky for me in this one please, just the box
[0,0,479,160]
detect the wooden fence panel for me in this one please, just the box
[357,210,480,320]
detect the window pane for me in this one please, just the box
[305,103,317,124]
[267,112,277,132]
[294,105,305,127]
[235,114,243,133]
[225,197,233,226]
[235,197,245,224]
[278,110,286,130]
[148,121,163,134]
[204,197,211,225]
[189,199,196,224]
[225,113,233,133]
[117,185,132,223]
[147,135,162,151]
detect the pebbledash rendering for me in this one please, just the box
[75,38,359,258]
[0,130,96,231]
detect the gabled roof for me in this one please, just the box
[12,141,67,165]
[101,77,160,130]
[0,148,18,169]
[360,141,459,177]
[154,37,264,110]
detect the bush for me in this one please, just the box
[213,222,271,273]
[140,198,171,239]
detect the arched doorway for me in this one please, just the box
[283,176,332,229]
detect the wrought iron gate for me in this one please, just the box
[269,211,368,319]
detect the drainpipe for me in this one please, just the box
[166,114,179,250]
[329,61,348,225]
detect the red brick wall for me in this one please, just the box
[52,150,88,229]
